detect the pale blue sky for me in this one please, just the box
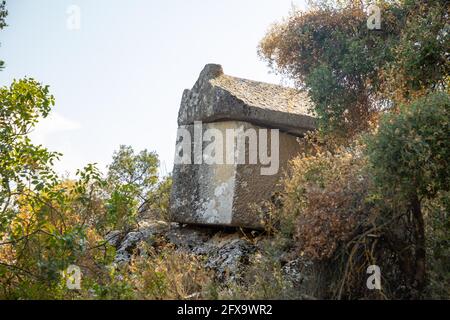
[0,0,306,176]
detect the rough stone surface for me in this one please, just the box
[203,235,255,282]
[281,258,314,289]
[105,230,123,248]
[112,221,322,297]
[178,64,316,136]
[166,227,255,281]
[114,221,168,264]
[170,120,305,229]
[113,221,256,281]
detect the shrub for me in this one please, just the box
[286,144,370,260]
[270,134,411,299]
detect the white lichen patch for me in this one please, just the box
[199,177,235,224]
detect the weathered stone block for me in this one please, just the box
[170,64,315,229]
[170,121,305,229]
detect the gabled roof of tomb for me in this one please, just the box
[210,70,313,116]
[177,64,316,136]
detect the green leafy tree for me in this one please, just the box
[0,79,114,298]
[0,79,60,231]
[105,145,159,229]
[0,4,178,299]
[366,92,450,293]
[382,0,449,101]
[259,0,449,138]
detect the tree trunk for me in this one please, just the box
[411,193,426,296]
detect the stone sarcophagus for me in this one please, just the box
[170,64,315,229]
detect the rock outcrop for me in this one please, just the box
[111,221,256,282]
[111,220,318,298]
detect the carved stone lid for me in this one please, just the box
[177,64,316,136]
